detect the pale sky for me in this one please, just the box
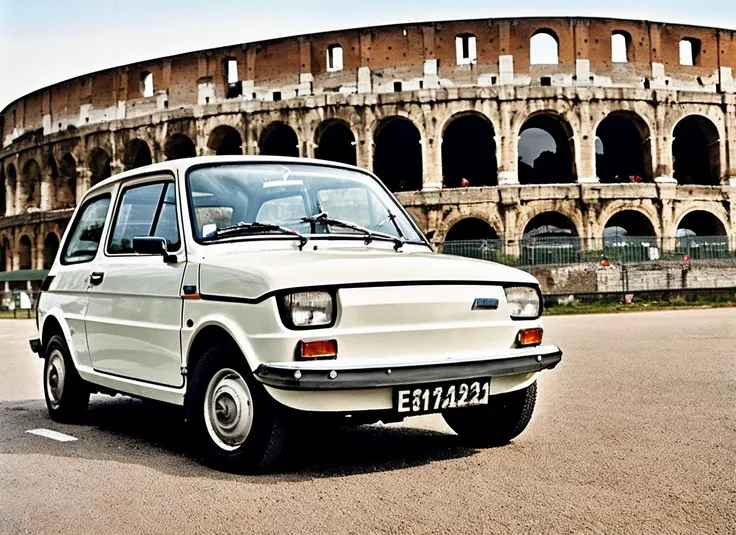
[1,0,735,111]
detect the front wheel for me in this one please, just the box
[186,344,288,473]
[443,381,537,446]
[43,334,90,423]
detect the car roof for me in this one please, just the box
[85,156,376,196]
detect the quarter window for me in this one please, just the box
[108,182,180,254]
[62,195,111,264]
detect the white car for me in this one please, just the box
[30,156,562,472]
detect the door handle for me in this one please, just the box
[90,272,105,285]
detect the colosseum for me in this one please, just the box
[1,15,735,290]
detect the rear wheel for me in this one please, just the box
[186,344,288,473]
[443,381,537,446]
[43,334,90,423]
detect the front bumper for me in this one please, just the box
[254,344,562,390]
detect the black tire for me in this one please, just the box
[443,381,537,446]
[185,344,288,473]
[43,334,90,423]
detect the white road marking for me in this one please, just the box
[26,429,78,442]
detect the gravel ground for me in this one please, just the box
[0,310,734,534]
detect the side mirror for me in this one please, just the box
[132,237,177,263]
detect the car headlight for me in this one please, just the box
[504,286,541,319]
[280,291,335,329]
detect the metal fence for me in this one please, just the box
[0,291,39,319]
[442,236,736,267]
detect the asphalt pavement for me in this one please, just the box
[0,310,734,534]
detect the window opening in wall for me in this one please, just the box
[419,80,424,89]
[403,28,408,36]
[141,71,154,97]
[226,59,238,84]
[327,44,344,72]
[540,76,552,86]
[530,30,559,65]
[273,91,282,101]
[455,34,477,65]
[393,81,403,92]
[611,31,630,63]
[679,38,701,66]
[225,58,243,99]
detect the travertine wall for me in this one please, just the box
[1,16,736,271]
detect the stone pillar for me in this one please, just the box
[725,102,736,184]
[654,104,676,183]
[422,105,442,190]
[356,118,373,171]
[577,97,598,183]
[659,183,677,251]
[497,100,518,184]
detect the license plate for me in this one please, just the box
[394,378,491,415]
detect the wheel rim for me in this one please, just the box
[45,350,66,409]
[203,368,254,451]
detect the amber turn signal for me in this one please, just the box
[517,327,543,347]
[299,339,338,360]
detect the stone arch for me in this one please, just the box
[530,29,560,65]
[595,111,652,183]
[442,217,501,260]
[259,122,299,157]
[0,235,8,271]
[89,148,112,186]
[596,201,661,238]
[164,134,197,160]
[441,112,497,188]
[373,116,423,192]
[445,218,499,241]
[676,210,727,237]
[57,153,78,207]
[672,115,721,185]
[42,232,60,269]
[675,209,729,258]
[521,210,580,264]
[123,139,153,170]
[21,159,42,208]
[207,125,243,155]
[314,120,356,166]
[518,111,576,184]
[17,235,32,270]
[522,211,579,238]
[0,164,5,216]
[602,210,657,238]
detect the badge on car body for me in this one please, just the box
[472,298,499,310]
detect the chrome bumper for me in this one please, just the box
[254,345,562,390]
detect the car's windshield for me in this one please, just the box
[186,163,425,243]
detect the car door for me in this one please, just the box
[47,193,113,369]
[85,176,186,387]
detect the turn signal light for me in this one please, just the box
[517,327,543,347]
[299,339,338,360]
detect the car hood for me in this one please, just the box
[197,246,538,300]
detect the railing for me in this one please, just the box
[0,291,39,319]
[442,235,736,267]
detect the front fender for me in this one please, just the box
[39,307,91,369]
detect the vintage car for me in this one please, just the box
[30,156,562,472]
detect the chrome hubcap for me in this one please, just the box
[45,350,66,409]
[204,369,254,451]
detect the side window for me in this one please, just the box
[62,195,111,264]
[108,181,181,254]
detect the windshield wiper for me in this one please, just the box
[375,211,406,239]
[203,221,309,250]
[301,212,405,251]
